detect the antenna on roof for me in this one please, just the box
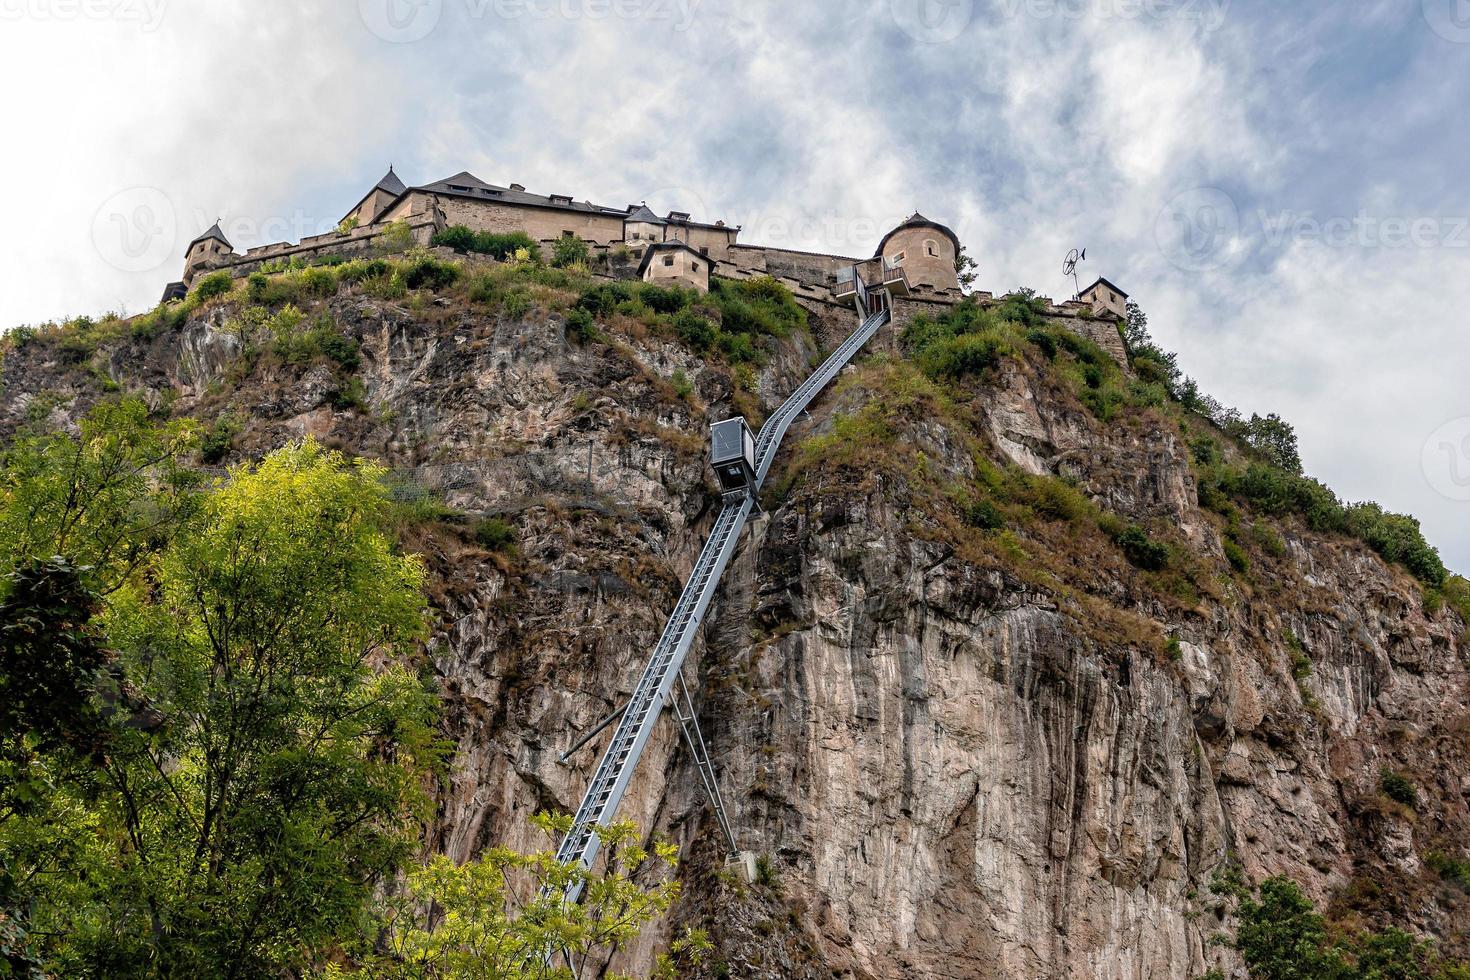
[1063,247,1086,301]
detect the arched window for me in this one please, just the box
[925,239,939,257]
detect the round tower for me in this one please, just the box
[876,213,961,294]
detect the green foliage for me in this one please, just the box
[1216,874,1465,979]
[198,413,240,464]
[964,498,1006,531]
[1380,769,1418,808]
[0,429,443,978]
[955,244,979,292]
[673,307,717,350]
[707,275,806,339]
[473,517,517,553]
[191,270,234,301]
[1233,877,1350,979]
[402,254,461,291]
[902,295,1019,381]
[551,232,591,268]
[325,814,707,980]
[0,398,196,590]
[430,225,542,262]
[1224,537,1251,573]
[376,220,416,255]
[1346,504,1446,587]
[268,307,362,371]
[565,307,598,343]
[1199,462,1447,587]
[1426,851,1470,892]
[1115,524,1170,571]
[671,369,693,399]
[326,376,369,411]
[570,276,802,365]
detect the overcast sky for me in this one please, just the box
[2,0,1468,571]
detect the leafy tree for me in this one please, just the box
[1215,873,1467,979]
[954,245,979,292]
[3,438,442,978]
[1121,302,1182,397]
[0,397,196,594]
[1244,413,1303,475]
[325,814,708,980]
[552,233,591,269]
[1234,876,1350,979]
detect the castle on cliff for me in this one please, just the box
[166,166,1129,330]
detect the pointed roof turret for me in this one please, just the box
[186,221,231,256]
[375,164,407,196]
[625,203,666,225]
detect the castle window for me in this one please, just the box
[663,256,674,267]
[925,239,939,257]
[691,262,700,272]
[892,251,906,265]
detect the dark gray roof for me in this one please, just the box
[636,239,709,277]
[186,222,231,255]
[874,212,962,257]
[1081,276,1129,300]
[375,165,406,196]
[388,173,736,232]
[413,171,628,217]
[625,204,665,225]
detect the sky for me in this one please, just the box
[1,0,1468,571]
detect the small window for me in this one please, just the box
[691,262,700,272]
[663,256,674,267]
[1110,292,1116,302]
[925,239,939,257]
[563,230,574,237]
[892,251,906,265]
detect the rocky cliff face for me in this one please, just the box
[4,280,1466,979]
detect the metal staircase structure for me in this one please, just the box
[551,285,892,898]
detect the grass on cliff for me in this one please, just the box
[895,290,1462,602]
[780,355,1211,654]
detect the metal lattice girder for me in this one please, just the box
[551,303,892,900]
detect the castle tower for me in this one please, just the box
[342,165,408,228]
[1079,276,1129,320]
[876,213,961,294]
[182,222,233,284]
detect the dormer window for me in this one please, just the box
[449,184,472,192]
[550,195,573,206]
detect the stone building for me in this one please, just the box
[1079,276,1129,320]
[638,239,711,293]
[876,212,961,295]
[166,166,1130,360]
